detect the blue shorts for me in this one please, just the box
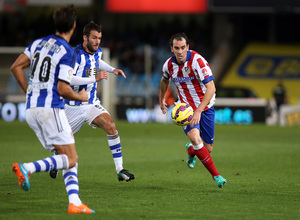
[182,106,215,144]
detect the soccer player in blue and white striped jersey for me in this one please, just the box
[50,21,134,182]
[10,5,95,214]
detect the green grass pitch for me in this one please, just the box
[0,120,299,219]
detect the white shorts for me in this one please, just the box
[65,101,109,134]
[26,107,75,152]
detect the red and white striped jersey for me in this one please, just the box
[162,50,215,111]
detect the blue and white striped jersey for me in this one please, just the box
[65,44,114,105]
[24,34,75,109]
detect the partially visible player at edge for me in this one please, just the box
[10,5,95,213]
[49,21,134,182]
[159,33,227,188]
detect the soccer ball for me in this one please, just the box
[171,103,194,126]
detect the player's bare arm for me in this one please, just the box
[57,81,88,102]
[112,68,126,79]
[159,77,170,114]
[190,80,216,127]
[10,53,30,93]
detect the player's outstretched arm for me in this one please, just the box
[71,75,96,85]
[99,59,126,78]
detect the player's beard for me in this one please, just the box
[86,40,98,53]
[176,53,186,64]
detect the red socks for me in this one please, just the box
[188,145,220,177]
[187,145,195,157]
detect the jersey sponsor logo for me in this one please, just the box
[173,76,194,83]
[32,82,48,90]
[27,82,49,92]
[85,67,100,77]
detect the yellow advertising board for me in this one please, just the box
[220,43,300,105]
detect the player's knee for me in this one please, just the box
[190,136,202,147]
[205,144,213,153]
[68,154,78,168]
[106,122,117,135]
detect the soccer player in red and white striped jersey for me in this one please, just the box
[159,33,227,188]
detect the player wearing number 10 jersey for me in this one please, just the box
[10,5,95,213]
[24,34,75,109]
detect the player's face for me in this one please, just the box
[171,39,189,64]
[85,30,102,53]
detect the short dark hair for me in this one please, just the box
[83,21,102,38]
[169,33,189,47]
[53,4,77,33]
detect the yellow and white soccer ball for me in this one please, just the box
[171,103,194,126]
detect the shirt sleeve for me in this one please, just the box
[194,56,214,84]
[58,64,73,84]
[162,60,170,80]
[70,75,96,85]
[99,60,115,72]
[23,40,39,59]
[23,47,31,59]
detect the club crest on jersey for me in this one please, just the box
[184,67,191,74]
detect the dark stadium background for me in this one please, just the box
[0,0,299,124]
